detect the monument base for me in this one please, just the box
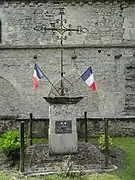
[44,96,83,155]
[49,132,78,155]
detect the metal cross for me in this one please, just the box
[34,7,88,96]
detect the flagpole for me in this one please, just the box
[63,76,73,86]
[43,76,61,96]
[34,63,61,96]
[57,76,81,95]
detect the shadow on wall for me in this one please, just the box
[125,56,135,116]
[0,76,20,116]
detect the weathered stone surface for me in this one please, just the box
[0,1,135,117]
[0,47,130,118]
[47,98,81,154]
[1,118,135,138]
[0,77,20,116]
[0,1,124,45]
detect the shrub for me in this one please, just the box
[0,130,27,162]
[98,134,113,151]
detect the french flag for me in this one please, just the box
[81,67,96,91]
[33,63,46,90]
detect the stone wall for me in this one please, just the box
[0,0,126,45]
[0,0,134,45]
[0,118,135,138]
[0,47,135,118]
[0,0,135,118]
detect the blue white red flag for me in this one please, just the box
[33,63,46,90]
[81,67,96,91]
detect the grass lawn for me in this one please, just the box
[113,137,135,180]
[0,172,120,180]
[0,137,135,180]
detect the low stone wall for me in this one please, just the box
[77,119,135,138]
[0,118,48,138]
[0,117,135,138]
[0,118,28,135]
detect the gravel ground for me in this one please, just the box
[25,142,123,173]
[0,142,124,174]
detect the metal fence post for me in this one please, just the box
[20,121,25,173]
[84,111,88,143]
[104,118,109,168]
[28,113,33,146]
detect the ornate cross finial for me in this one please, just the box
[34,7,88,96]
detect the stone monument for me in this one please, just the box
[35,6,87,154]
[44,96,83,154]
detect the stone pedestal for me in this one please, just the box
[44,97,83,154]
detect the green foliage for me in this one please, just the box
[0,130,27,160]
[33,138,48,144]
[98,134,113,151]
[113,137,135,180]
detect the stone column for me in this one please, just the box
[44,97,83,154]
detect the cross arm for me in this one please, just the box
[34,25,89,34]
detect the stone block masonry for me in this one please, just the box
[0,47,134,118]
[1,117,135,138]
[0,0,126,45]
[0,0,135,118]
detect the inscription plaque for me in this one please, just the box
[55,120,72,134]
